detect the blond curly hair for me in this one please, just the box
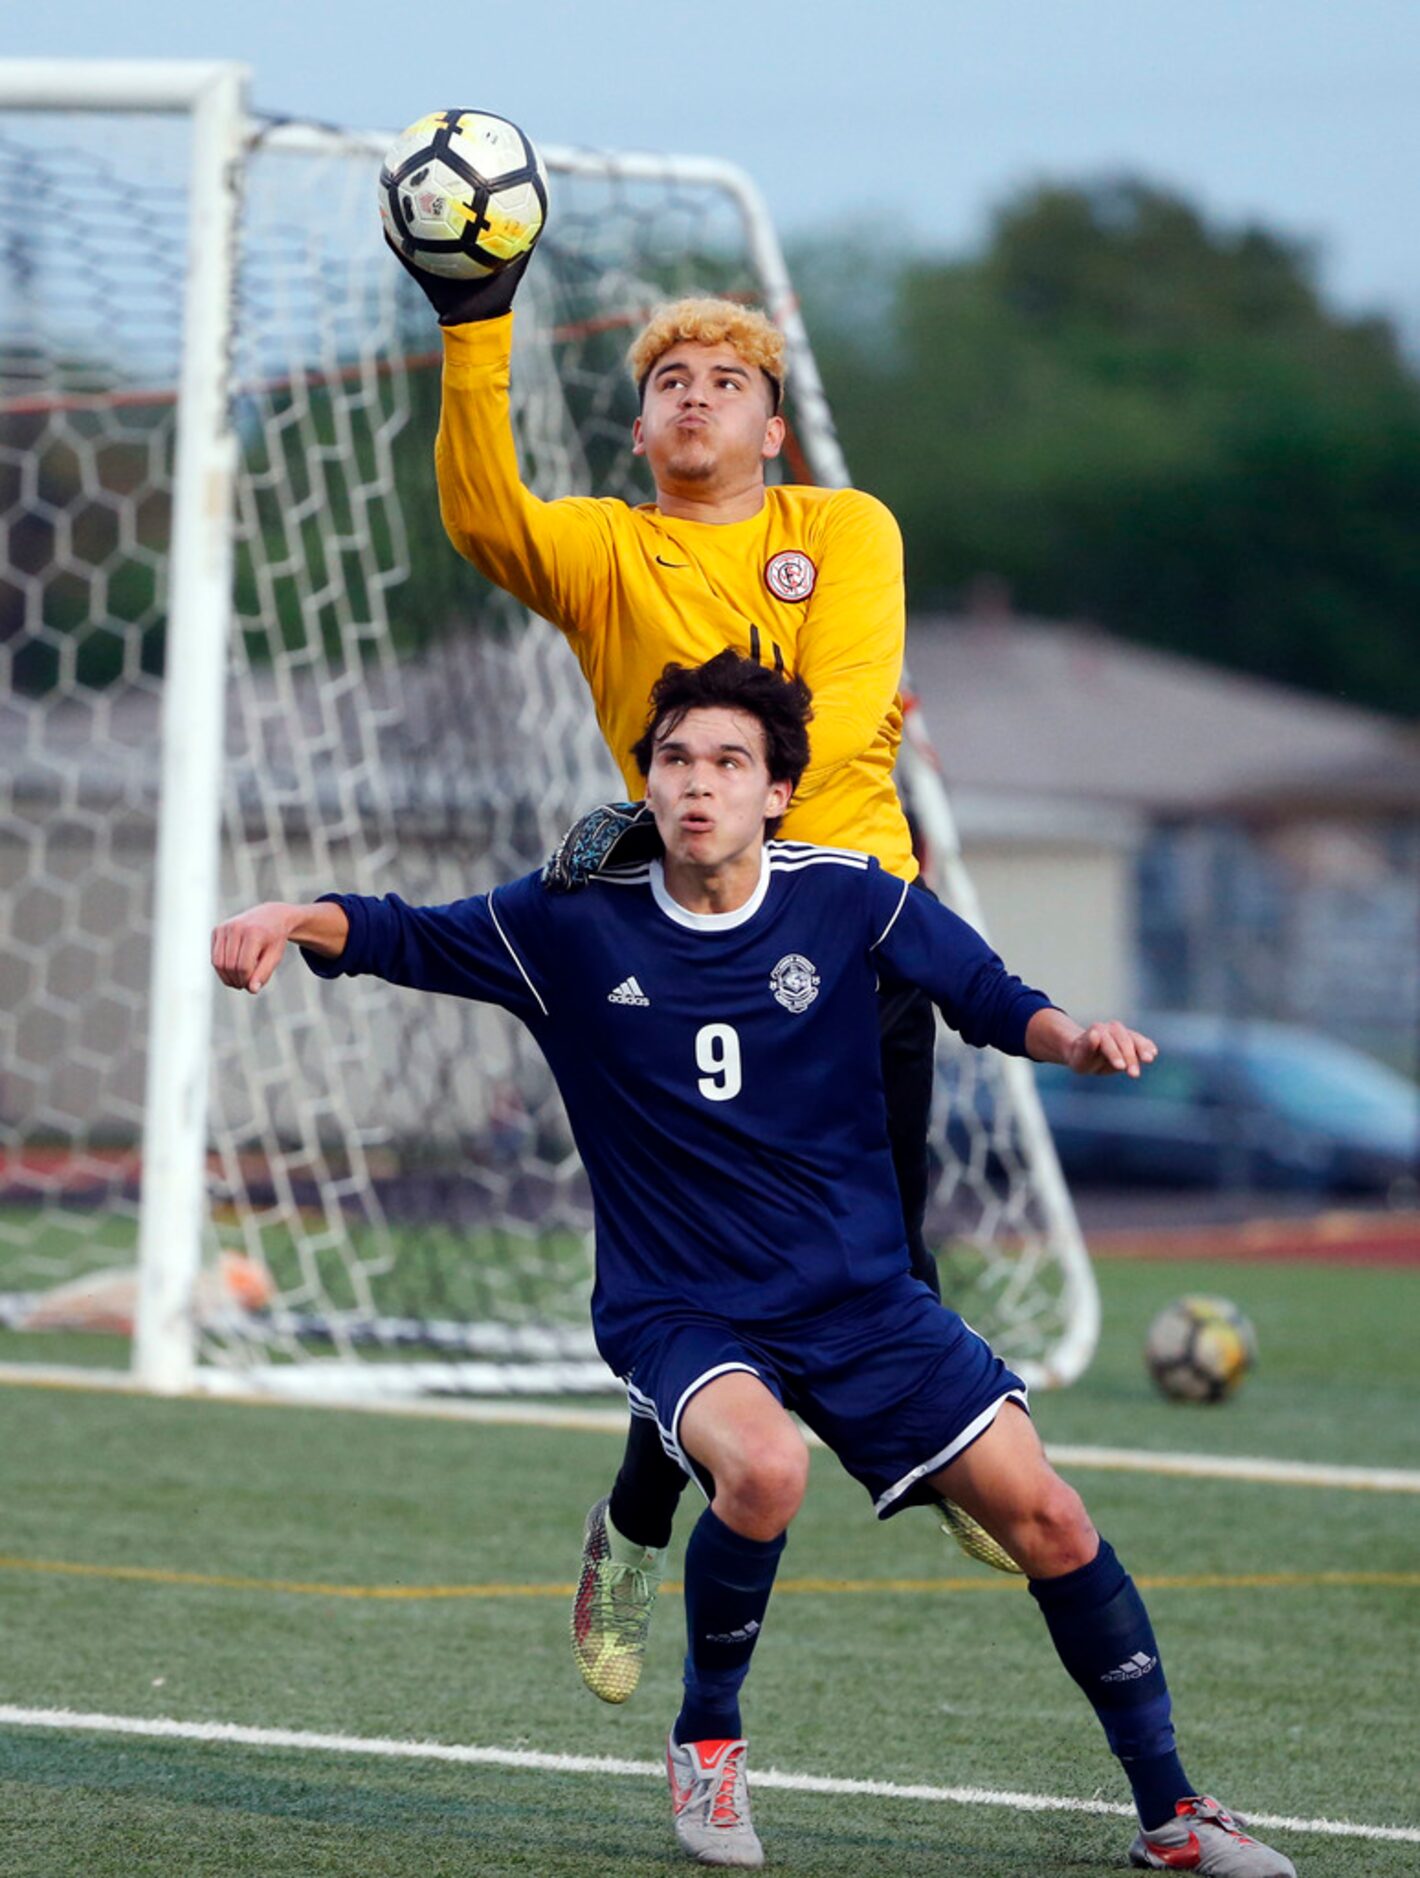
[628,297,787,411]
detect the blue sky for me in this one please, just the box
[7,0,1419,335]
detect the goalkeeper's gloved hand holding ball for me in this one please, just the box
[542,802,663,892]
[379,109,547,324]
[384,239,535,326]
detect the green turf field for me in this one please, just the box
[1,1254,1417,1876]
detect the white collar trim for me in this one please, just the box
[649,850,771,930]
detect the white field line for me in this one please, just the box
[0,1706,1416,1846]
[2,1362,1418,1493]
[1043,1445,1420,1494]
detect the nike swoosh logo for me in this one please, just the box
[1146,1831,1202,1868]
[655,555,687,568]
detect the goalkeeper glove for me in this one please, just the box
[542,801,662,892]
[384,238,538,326]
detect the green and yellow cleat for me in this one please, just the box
[936,1497,1024,1574]
[571,1496,666,1703]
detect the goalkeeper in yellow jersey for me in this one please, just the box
[391,214,1012,1709]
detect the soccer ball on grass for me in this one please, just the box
[1144,1295,1256,1403]
[379,110,547,279]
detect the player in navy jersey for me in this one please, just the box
[211,654,1297,1878]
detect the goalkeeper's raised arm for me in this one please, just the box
[435,312,617,632]
[390,226,615,633]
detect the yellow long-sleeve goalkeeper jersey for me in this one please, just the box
[436,315,917,879]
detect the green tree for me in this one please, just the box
[804,179,1420,716]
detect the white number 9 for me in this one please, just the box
[695,1023,742,1102]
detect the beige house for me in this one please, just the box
[905,609,1417,1023]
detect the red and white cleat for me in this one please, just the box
[1129,1795,1297,1876]
[666,1734,764,1868]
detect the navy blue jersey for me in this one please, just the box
[304,843,1052,1371]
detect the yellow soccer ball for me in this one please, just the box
[1144,1295,1257,1403]
[379,109,547,280]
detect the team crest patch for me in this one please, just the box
[769,953,820,1013]
[764,549,816,603]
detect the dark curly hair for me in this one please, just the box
[630,651,813,833]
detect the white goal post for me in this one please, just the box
[0,60,1097,1403]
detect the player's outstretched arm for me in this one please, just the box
[211,901,350,995]
[1025,1008,1158,1078]
[869,869,1158,1073]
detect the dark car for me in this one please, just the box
[1033,1013,1420,1196]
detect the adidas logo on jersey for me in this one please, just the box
[608,975,650,1007]
[1101,1650,1158,1683]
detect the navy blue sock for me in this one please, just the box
[674,1507,785,1745]
[609,1415,687,1550]
[1030,1538,1191,1831]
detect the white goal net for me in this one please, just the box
[0,62,1097,1400]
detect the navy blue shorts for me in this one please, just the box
[620,1274,1028,1519]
